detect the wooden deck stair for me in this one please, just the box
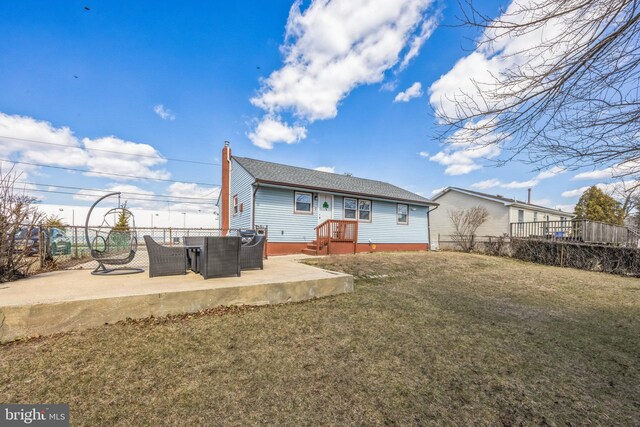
[302,240,327,256]
[303,220,358,256]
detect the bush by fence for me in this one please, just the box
[510,239,640,277]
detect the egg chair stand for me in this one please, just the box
[84,192,144,275]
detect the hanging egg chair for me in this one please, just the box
[84,192,143,275]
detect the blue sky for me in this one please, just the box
[0,0,617,217]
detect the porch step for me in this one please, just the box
[302,248,318,256]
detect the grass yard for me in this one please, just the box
[1,252,639,425]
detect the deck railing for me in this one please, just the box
[510,219,639,247]
[315,220,358,254]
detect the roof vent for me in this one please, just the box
[496,194,503,198]
[343,172,353,177]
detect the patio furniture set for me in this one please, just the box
[144,232,266,279]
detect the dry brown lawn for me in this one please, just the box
[1,252,639,426]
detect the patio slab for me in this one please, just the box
[0,255,353,343]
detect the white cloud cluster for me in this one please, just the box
[430,0,580,120]
[0,113,170,182]
[562,180,640,200]
[427,120,504,175]
[153,104,175,121]
[247,116,307,150]
[314,166,335,173]
[428,0,585,174]
[471,166,565,189]
[394,82,423,103]
[249,0,438,149]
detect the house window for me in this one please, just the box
[294,191,312,214]
[233,194,239,215]
[344,198,372,221]
[533,212,538,222]
[344,198,357,219]
[397,204,408,224]
[517,209,524,222]
[358,199,372,221]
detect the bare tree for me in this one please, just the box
[448,205,490,252]
[436,0,640,178]
[0,166,44,281]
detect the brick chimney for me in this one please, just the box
[221,141,231,232]
[527,188,532,204]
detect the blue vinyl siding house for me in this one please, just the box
[219,143,437,255]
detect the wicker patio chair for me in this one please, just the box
[144,235,187,278]
[240,234,265,270]
[200,236,241,279]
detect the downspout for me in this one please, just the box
[252,183,259,229]
[427,204,439,250]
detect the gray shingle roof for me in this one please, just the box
[234,156,435,205]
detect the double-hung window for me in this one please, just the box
[358,200,371,221]
[344,198,357,219]
[397,204,408,224]
[344,198,372,221]
[294,191,312,214]
[232,195,239,215]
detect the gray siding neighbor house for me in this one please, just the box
[218,143,438,255]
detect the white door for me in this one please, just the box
[317,193,333,224]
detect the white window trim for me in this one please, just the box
[294,191,313,214]
[344,197,372,222]
[397,203,409,225]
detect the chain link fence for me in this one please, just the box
[35,225,268,272]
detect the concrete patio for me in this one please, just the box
[0,255,353,343]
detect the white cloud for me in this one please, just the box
[470,167,565,189]
[572,161,640,181]
[429,119,505,175]
[166,182,220,213]
[314,166,335,173]
[554,204,575,212]
[471,179,503,190]
[247,116,307,150]
[0,113,88,167]
[562,180,640,200]
[394,82,423,103]
[399,17,438,70]
[0,112,171,184]
[531,198,552,207]
[418,151,429,158]
[561,186,590,198]
[83,136,170,181]
[153,104,175,121]
[429,1,581,122]
[249,0,437,148]
[430,186,446,195]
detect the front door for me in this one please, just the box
[317,193,333,224]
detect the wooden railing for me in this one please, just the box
[510,219,639,247]
[315,220,358,254]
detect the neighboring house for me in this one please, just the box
[429,187,575,249]
[217,143,438,255]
